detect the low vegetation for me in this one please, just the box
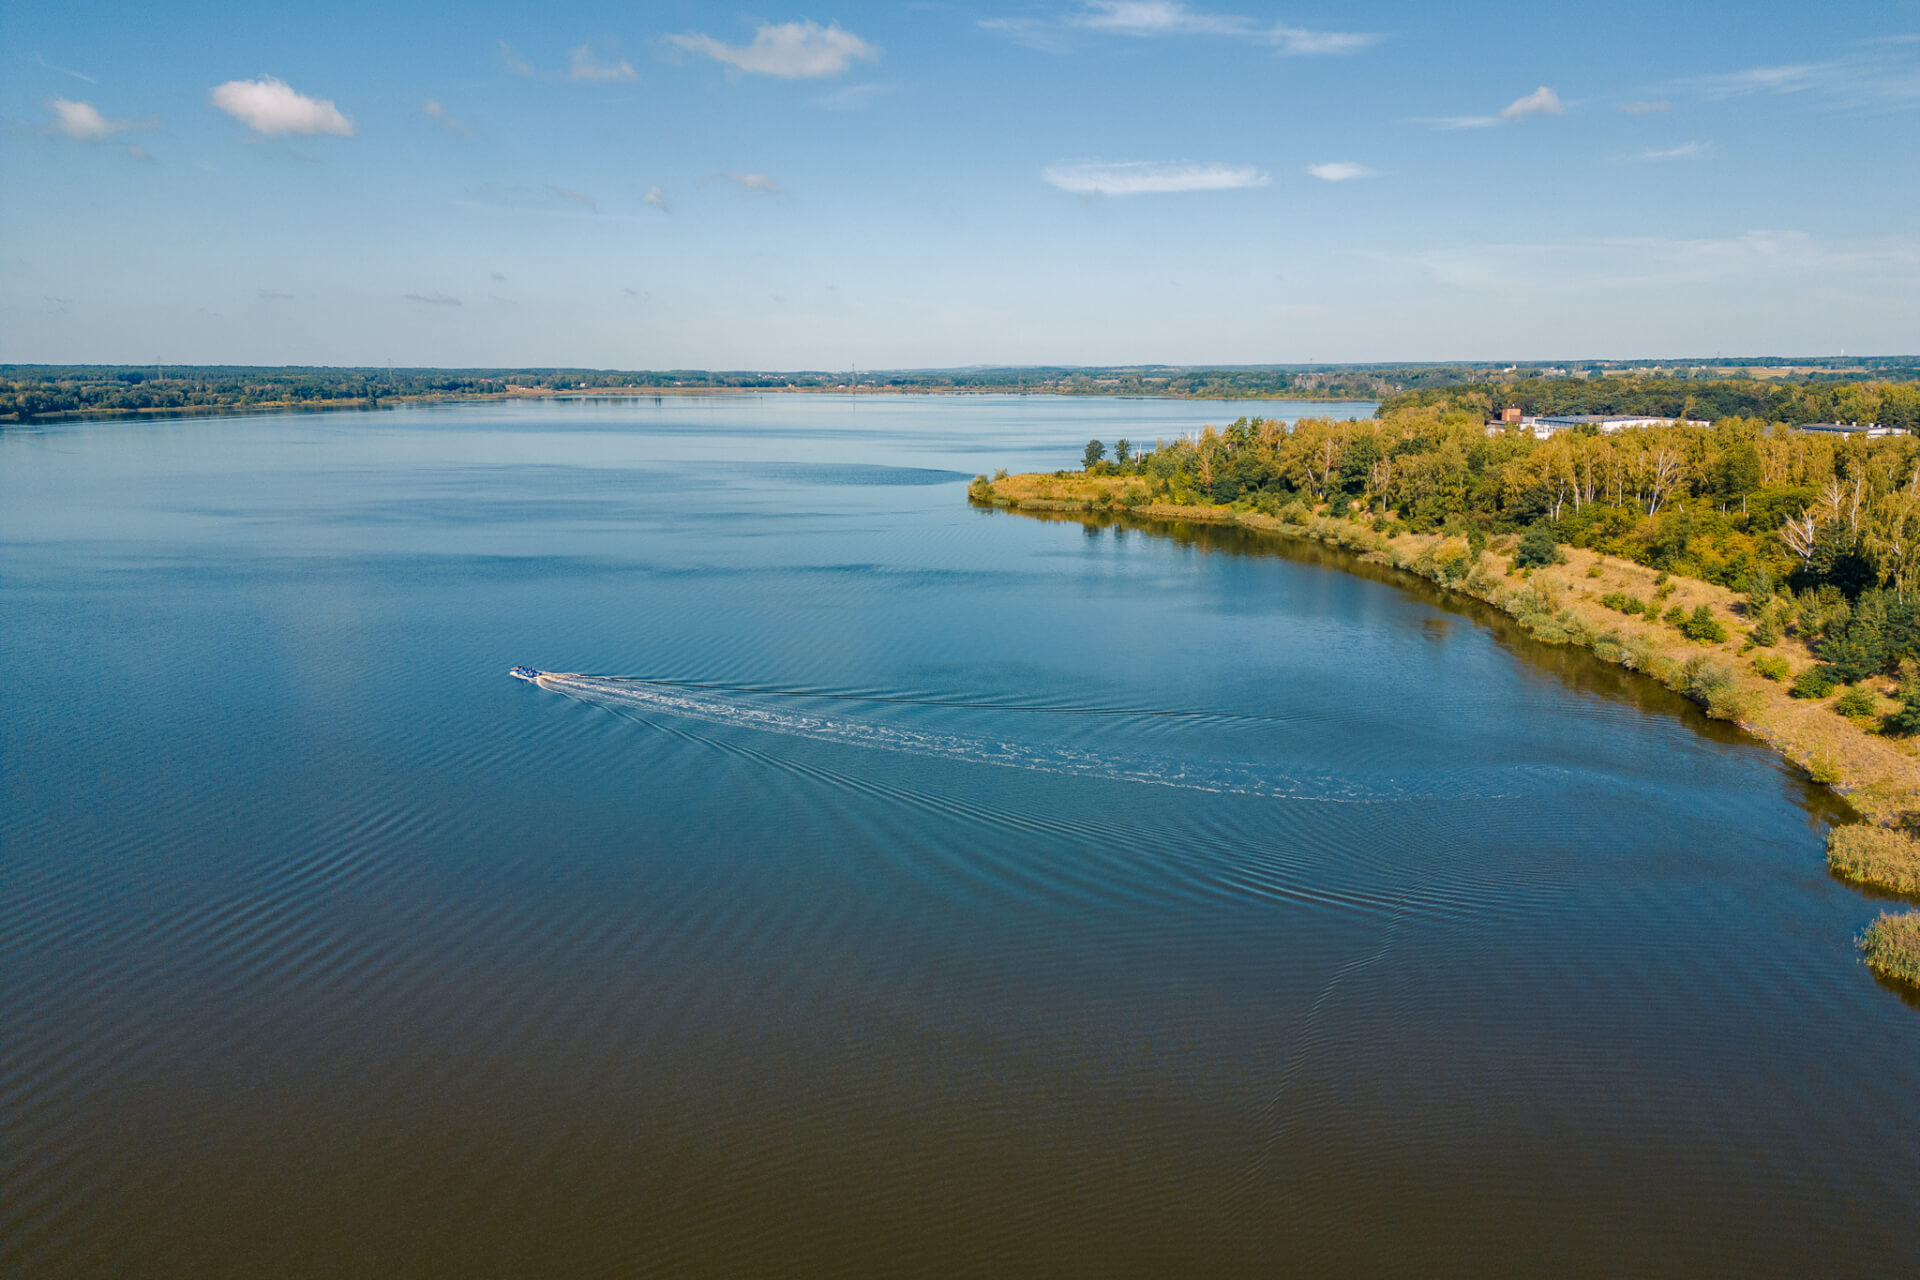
[1860,912,1920,988]
[1827,826,1920,896]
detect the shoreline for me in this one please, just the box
[970,473,1920,828]
[1,386,1379,428]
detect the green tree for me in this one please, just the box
[1513,520,1558,569]
[1083,439,1106,470]
[1113,438,1132,465]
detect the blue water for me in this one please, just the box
[2,395,1915,1277]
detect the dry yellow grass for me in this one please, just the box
[973,473,1920,823]
[1827,826,1920,896]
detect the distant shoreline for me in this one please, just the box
[4,385,1381,427]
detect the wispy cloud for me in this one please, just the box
[422,99,469,136]
[702,172,784,195]
[1637,141,1705,160]
[546,185,597,213]
[1621,99,1670,115]
[33,52,96,84]
[1307,161,1375,181]
[568,43,636,83]
[1044,160,1269,195]
[811,82,894,110]
[48,98,158,141]
[643,185,671,212]
[500,41,536,77]
[1690,50,1920,110]
[210,77,353,137]
[990,3,1378,54]
[1420,85,1563,130]
[669,21,877,79]
[1500,85,1563,119]
[258,288,294,302]
[403,291,462,306]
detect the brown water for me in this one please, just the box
[2,396,1915,1277]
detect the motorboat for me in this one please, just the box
[509,667,544,682]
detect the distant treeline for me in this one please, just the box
[1382,374,1920,430]
[5,359,1919,422]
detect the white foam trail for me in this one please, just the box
[530,674,1547,804]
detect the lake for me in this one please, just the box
[3,394,1915,1277]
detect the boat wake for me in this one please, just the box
[516,671,1549,804]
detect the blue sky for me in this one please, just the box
[3,1,1917,367]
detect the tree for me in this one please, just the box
[1113,438,1132,465]
[1513,520,1558,568]
[1083,439,1106,470]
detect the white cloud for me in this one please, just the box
[643,185,671,212]
[1421,115,1500,130]
[34,53,96,84]
[1015,3,1376,53]
[1269,24,1377,55]
[210,77,353,137]
[422,100,469,136]
[1500,85,1563,119]
[1307,161,1375,181]
[1621,99,1670,115]
[1638,141,1705,160]
[812,82,894,109]
[403,292,462,306]
[704,172,784,195]
[669,21,876,79]
[1075,2,1245,36]
[568,44,636,83]
[547,185,597,213]
[500,41,536,77]
[1687,46,1920,110]
[48,98,153,141]
[1043,160,1269,195]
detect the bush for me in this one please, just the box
[1681,655,1753,721]
[1751,611,1782,647]
[1883,670,1920,736]
[1663,604,1689,628]
[1791,667,1837,699]
[1586,564,1603,579]
[1835,686,1878,718]
[1752,653,1791,681]
[1513,521,1559,569]
[1682,604,1728,644]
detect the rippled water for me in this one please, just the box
[3,395,1915,1277]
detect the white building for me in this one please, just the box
[1485,413,1710,439]
[1794,421,1907,438]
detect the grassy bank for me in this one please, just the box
[1827,827,1920,896]
[970,471,1920,826]
[1862,912,1920,988]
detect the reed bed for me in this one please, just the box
[1826,826,1920,897]
[1861,912,1920,987]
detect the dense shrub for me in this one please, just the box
[1681,604,1728,644]
[1791,667,1838,699]
[1752,653,1791,681]
[1883,670,1920,736]
[1835,686,1878,718]
[1512,521,1559,569]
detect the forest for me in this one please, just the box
[1086,401,1920,693]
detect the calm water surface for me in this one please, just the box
[3,396,1916,1277]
